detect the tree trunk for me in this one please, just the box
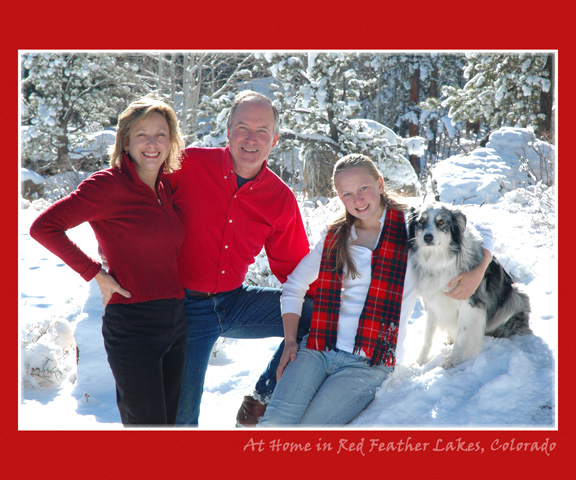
[427,65,439,159]
[409,67,420,175]
[538,53,554,141]
[302,144,338,198]
[188,56,202,136]
[181,54,192,134]
[56,133,72,172]
[157,53,164,95]
[169,54,177,105]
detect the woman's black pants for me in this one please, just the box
[102,298,186,426]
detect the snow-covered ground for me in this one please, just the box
[18,127,557,430]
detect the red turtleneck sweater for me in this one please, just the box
[30,155,185,304]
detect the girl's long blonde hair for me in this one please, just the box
[327,154,408,279]
[108,96,184,173]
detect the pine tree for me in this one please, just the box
[265,52,418,196]
[441,53,552,137]
[21,53,143,174]
[359,53,467,168]
[190,53,263,145]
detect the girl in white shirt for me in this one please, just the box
[258,154,493,426]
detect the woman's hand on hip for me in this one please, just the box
[95,269,131,306]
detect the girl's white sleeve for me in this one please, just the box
[471,221,494,256]
[280,229,327,316]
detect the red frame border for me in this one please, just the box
[8,2,568,477]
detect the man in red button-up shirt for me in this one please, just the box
[169,91,314,426]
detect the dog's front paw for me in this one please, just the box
[441,356,459,369]
[416,354,428,366]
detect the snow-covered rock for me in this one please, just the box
[431,127,555,205]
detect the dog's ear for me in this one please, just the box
[450,210,467,248]
[406,207,417,225]
[453,209,467,229]
[406,208,417,242]
[445,203,466,227]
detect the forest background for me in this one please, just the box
[20,51,554,200]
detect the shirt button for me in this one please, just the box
[225,245,229,249]
[229,219,233,223]
[221,270,225,274]
[224,175,227,179]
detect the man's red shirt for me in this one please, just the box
[168,146,312,294]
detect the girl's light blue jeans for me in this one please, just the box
[258,340,393,427]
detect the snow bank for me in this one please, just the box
[431,127,555,205]
[21,168,45,185]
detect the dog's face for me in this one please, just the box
[407,204,467,250]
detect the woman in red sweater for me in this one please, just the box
[30,97,186,426]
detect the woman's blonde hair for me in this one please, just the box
[327,153,408,279]
[108,96,184,173]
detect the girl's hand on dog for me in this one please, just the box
[95,268,131,306]
[445,249,492,300]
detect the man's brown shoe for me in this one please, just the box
[236,395,267,427]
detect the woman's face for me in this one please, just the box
[124,112,171,180]
[334,166,385,224]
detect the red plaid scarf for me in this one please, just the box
[306,208,408,366]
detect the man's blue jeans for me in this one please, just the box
[258,342,393,426]
[175,284,313,426]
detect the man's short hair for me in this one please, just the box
[226,90,280,137]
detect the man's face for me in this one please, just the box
[226,100,279,178]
